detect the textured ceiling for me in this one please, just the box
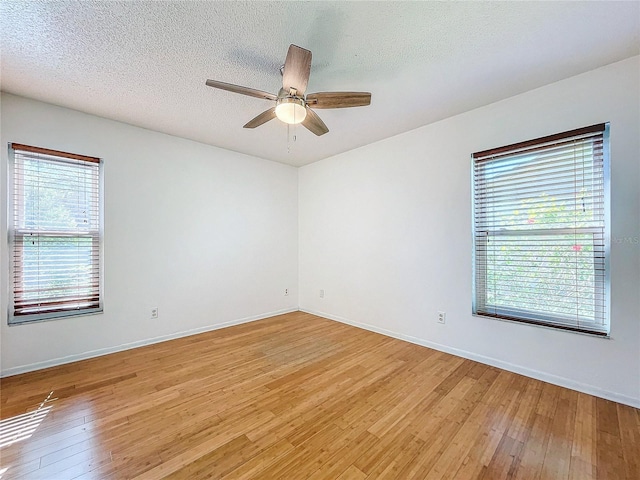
[1,1,639,167]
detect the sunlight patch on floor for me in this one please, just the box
[0,391,55,448]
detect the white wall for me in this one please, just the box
[0,93,299,375]
[299,56,640,407]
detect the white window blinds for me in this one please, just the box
[472,124,609,336]
[9,144,103,324]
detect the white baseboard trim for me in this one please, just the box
[1,308,299,378]
[300,308,640,409]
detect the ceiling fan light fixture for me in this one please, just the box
[275,97,307,124]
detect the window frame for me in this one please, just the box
[471,124,610,336]
[7,143,104,325]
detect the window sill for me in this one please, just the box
[8,308,104,327]
[472,313,611,339]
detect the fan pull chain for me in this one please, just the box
[286,124,298,155]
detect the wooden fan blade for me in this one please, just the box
[206,79,277,101]
[302,108,329,136]
[282,45,312,95]
[243,108,277,129]
[306,92,371,109]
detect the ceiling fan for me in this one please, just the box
[205,44,371,136]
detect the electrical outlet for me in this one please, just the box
[437,311,446,324]
[284,288,289,296]
[320,289,325,298]
[151,307,158,319]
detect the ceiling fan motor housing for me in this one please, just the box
[275,96,307,124]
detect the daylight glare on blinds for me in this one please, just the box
[10,144,102,323]
[472,124,608,335]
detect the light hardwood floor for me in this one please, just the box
[1,311,638,479]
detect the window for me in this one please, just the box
[8,144,103,324]
[472,124,609,336]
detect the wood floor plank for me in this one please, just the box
[220,438,295,479]
[617,403,640,479]
[0,311,638,480]
[512,412,554,479]
[595,398,627,480]
[437,374,524,480]
[539,388,577,480]
[336,464,367,480]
